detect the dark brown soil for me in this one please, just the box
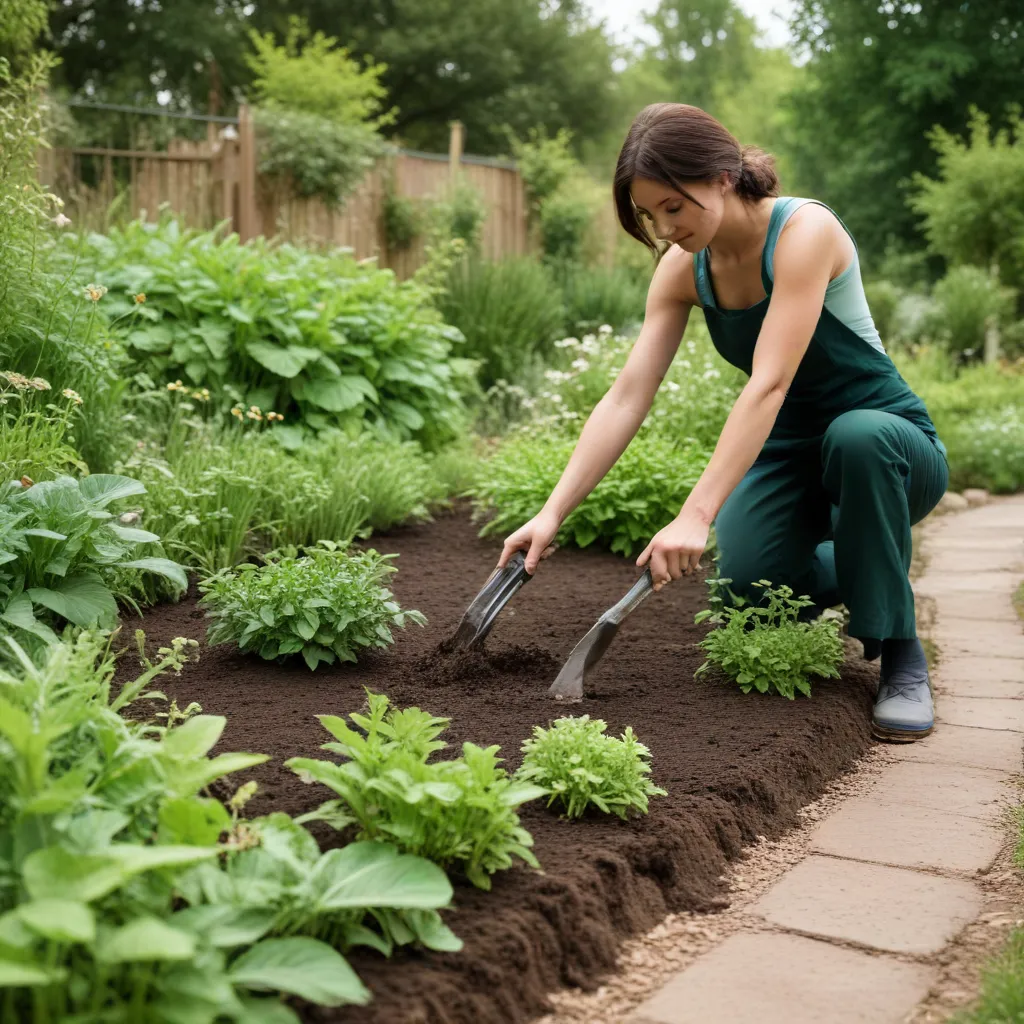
[117,507,879,1024]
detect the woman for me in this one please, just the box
[498,103,948,743]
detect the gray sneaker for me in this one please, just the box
[872,675,934,742]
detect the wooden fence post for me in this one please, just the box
[237,104,258,241]
[448,120,464,188]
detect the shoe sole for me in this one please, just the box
[871,722,934,743]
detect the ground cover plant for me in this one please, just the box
[0,630,462,1019]
[69,213,476,449]
[695,579,845,699]
[287,691,548,889]
[198,544,425,670]
[0,474,185,654]
[516,715,666,819]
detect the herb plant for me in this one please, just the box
[198,543,426,669]
[516,716,666,819]
[0,474,187,652]
[694,578,845,699]
[287,691,548,889]
[473,431,710,556]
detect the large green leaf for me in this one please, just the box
[78,474,147,508]
[119,557,188,591]
[28,573,117,627]
[0,956,64,988]
[158,797,231,846]
[172,906,275,948]
[129,323,175,352]
[305,842,453,911]
[167,752,270,797]
[162,715,226,760]
[299,375,377,412]
[245,342,319,379]
[108,524,161,544]
[0,595,58,643]
[236,998,302,1024]
[228,937,369,1007]
[96,917,196,963]
[193,321,231,359]
[18,899,95,944]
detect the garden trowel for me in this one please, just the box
[452,550,531,649]
[548,567,655,702]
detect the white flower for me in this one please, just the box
[598,324,613,336]
[52,213,71,229]
[571,358,589,372]
[666,381,680,392]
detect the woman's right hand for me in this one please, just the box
[498,509,561,574]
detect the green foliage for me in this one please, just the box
[73,214,475,448]
[0,475,186,653]
[0,0,48,56]
[911,109,1024,292]
[255,108,385,207]
[509,127,578,211]
[438,256,567,389]
[473,430,710,556]
[551,260,649,335]
[198,543,425,670]
[0,373,87,482]
[382,185,423,253]
[246,17,393,127]
[516,716,666,820]
[695,579,845,699]
[287,691,548,889]
[0,631,457,1018]
[539,185,598,264]
[926,264,1017,361]
[426,176,488,252]
[949,927,1024,1024]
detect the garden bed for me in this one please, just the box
[119,507,879,1024]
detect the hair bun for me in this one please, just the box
[736,145,780,199]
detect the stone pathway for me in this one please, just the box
[628,494,1024,1024]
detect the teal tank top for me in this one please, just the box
[692,197,944,458]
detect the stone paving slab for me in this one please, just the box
[914,570,1021,594]
[866,760,1011,820]
[920,592,1020,622]
[930,619,1023,657]
[809,798,1003,873]
[894,723,1022,773]
[937,695,1024,732]
[629,932,934,1024]
[752,855,981,955]
[923,550,1024,574]
[934,675,1024,699]
[936,655,1024,687]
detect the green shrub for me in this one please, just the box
[928,264,1016,361]
[473,430,710,556]
[0,372,87,481]
[70,213,475,449]
[695,579,845,699]
[382,185,423,252]
[516,716,666,819]
[198,542,425,670]
[426,176,488,252]
[287,691,548,889]
[941,405,1024,493]
[539,185,596,264]
[551,259,649,335]
[863,279,902,345]
[438,256,567,389]
[0,475,186,652]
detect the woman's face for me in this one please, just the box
[630,175,727,252]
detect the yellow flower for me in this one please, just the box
[265,411,284,422]
[246,408,263,421]
[61,388,82,405]
[192,388,211,402]
[133,293,146,304]
[230,406,244,420]
[166,380,189,393]
[84,284,108,302]
[19,475,34,488]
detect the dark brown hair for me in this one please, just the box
[613,102,780,253]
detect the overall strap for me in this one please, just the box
[692,248,717,309]
[761,197,860,289]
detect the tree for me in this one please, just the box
[911,109,1024,294]
[786,0,1024,263]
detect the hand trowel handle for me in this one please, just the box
[605,567,654,625]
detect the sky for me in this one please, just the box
[586,0,797,49]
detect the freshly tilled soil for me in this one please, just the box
[118,507,879,1024]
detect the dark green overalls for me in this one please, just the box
[694,197,949,642]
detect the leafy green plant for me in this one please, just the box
[0,371,87,481]
[550,258,649,335]
[383,185,423,252]
[473,431,710,556]
[287,691,548,889]
[72,213,475,448]
[694,579,845,699]
[0,631,458,1019]
[198,543,425,669]
[927,264,1016,361]
[426,176,488,252]
[0,474,186,652]
[516,716,666,819]
[438,255,567,389]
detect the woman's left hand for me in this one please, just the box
[636,508,710,592]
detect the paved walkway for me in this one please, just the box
[628,494,1024,1024]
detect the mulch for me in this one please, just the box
[117,505,879,1024]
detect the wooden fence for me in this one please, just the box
[38,109,531,276]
